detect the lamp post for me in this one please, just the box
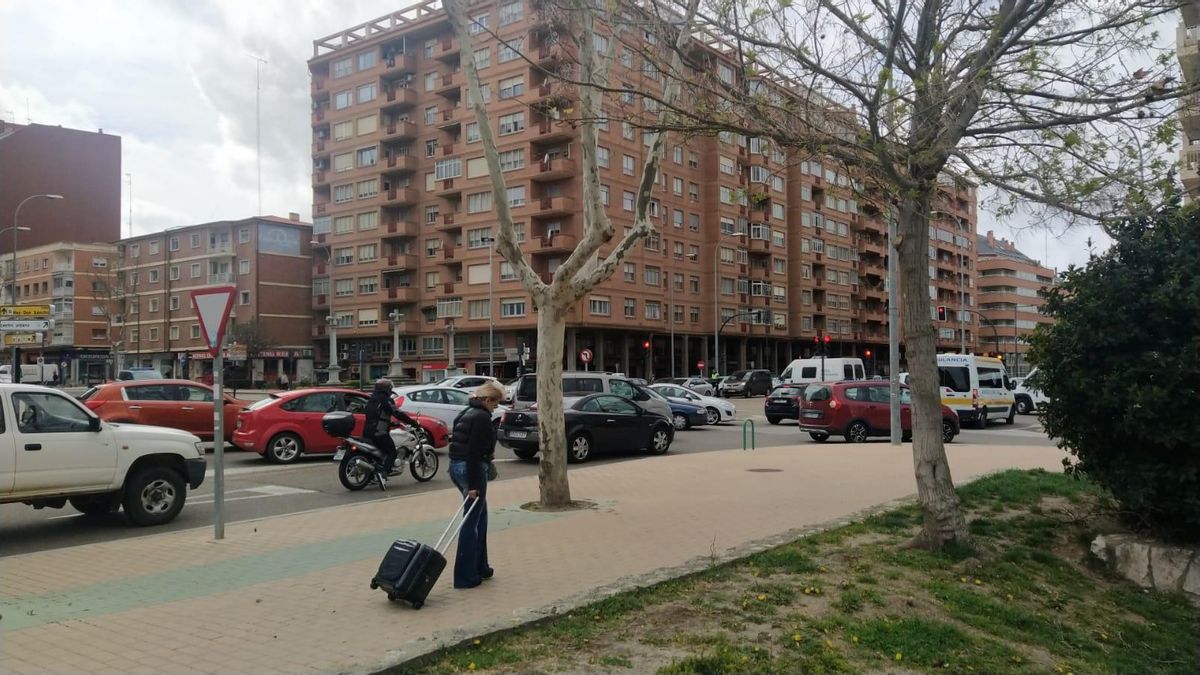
[712,230,746,378]
[311,239,340,384]
[481,236,496,377]
[8,194,63,377]
[387,308,405,378]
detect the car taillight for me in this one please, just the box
[394,395,406,406]
[829,399,839,409]
[500,412,510,423]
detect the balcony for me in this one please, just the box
[1181,145,1200,195]
[382,187,419,206]
[207,273,235,285]
[52,285,72,298]
[443,282,457,295]
[437,212,461,231]
[382,86,417,110]
[435,244,457,262]
[383,219,420,238]
[536,118,574,142]
[314,203,328,215]
[312,138,327,154]
[434,177,462,198]
[383,253,420,271]
[532,195,576,218]
[859,239,884,256]
[383,51,416,73]
[385,286,420,303]
[311,78,327,94]
[532,232,578,254]
[54,262,74,272]
[747,238,770,254]
[208,243,235,257]
[312,170,328,187]
[1179,24,1200,84]
[382,153,418,174]
[531,156,577,182]
[311,105,327,124]
[434,72,461,97]
[435,37,460,61]
[382,119,418,141]
[436,107,464,130]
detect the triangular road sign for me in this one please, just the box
[190,286,237,357]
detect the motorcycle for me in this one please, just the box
[322,413,439,491]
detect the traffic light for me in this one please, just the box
[642,339,651,350]
[937,305,947,321]
[823,335,831,344]
[864,349,872,358]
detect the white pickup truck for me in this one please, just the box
[0,384,206,525]
[1013,367,1051,415]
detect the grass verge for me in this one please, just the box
[398,469,1200,674]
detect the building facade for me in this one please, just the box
[0,122,121,255]
[1179,5,1200,198]
[113,215,315,385]
[975,231,1057,377]
[307,1,978,382]
[2,242,118,384]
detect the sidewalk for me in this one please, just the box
[0,442,1063,674]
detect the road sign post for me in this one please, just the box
[190,286,237,541]
[579,348,592,372]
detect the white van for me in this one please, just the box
[780,357,866,385]
[916,354,1015,429]
[0,363,60,385]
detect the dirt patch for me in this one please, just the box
[520,499,599,512]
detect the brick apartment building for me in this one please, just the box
[307,1,978,382]
[113,215,315,385]
[976,231,1057,377]
[1178,4,1200,198]
[1,242,118,383]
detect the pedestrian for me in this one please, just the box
[51,371,60,387]
[363,378,419,478]
[447,381,502,589]
[279,371,290,390]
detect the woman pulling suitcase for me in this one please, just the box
[446,381,503,588]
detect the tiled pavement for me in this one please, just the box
[0,442,1064,674]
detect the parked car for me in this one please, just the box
[649,383,736,425]
[645,386,708,430]
[1013,367,1050,415]
[497,393,674,462]
[116,367,166,382]
[655,377,717,397]
[432,375,504,391]
[78,380,247,442]
[392,385,507,429]
[764,384,809,424]
[0,384,206,525]
[232,388,448,463]
[719,369,775,397]
[512,371,642,410]
[798,381,960,443]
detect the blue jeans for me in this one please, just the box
[448,460,489,587]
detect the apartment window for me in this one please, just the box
[422,337,444,353]
[498,76,525,99]
[334,90,352,109]
[425,271,440,288]
[425,138,439,158]
[599,184,610,206]
[169,325,179,340]
[234,259,248,276]
[167,236,179,252]
[467,12,489,34]
[356,83,377,104]
[334,215,354,234]
[425,238,441,256]
[622,154,635,175]
[130,243,140,258]
[425,206,440,224]
[498,149,524,171]
[357,147,378,167]
[622,191,634,211]
[498,112,525,135]
[500,298,526,317]
[689,275,701,293]
[335,279,354,296]
[333,120,354,141]
[589,296,610,315]
[773,257,786,274]
[672,177,683,196]
[333,152,353,172]
[465,122,480,143]
[168,265,180,281]
[186,324,199,339]
[500,261,517,281]
[435,158,462,180]
[644,265,661,286]
[333,58,352,78]
[148,269,160,283]
[467,227,492,248]
[721,277,735,294]
[672,209,684,229]
[467,192,493,214]
[334,247,353,265]
[358,276,378,294]
[596,146,610,168]
[499,0,522,24]
[334,184,354,203]
[622,121,635,140]
[513,223,526,242]
[167,295,179,311]
[498,37,523,62]
[468,299,491,319]
[357,179,379,198]
[236,291,250,306]
[358,244,378,261]
[423,39,436,58]
[146,240,160,256]
[355,211,377,231]
[474,48,490,70]
[623,262,636,282]
[644,301,661,320]
[424,105,438,125]
[506,185,526,207]
[190,263,201,278]
[688,182,699,201]
[466,83,491,105]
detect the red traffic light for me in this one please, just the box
[642,340,651,349]
[937,305,947,321]
[813,336,819,343]
[823,335,831,343]
[864,349,872,358]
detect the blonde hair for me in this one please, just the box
[474,381,505,402]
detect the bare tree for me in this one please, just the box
[609,0,1186,547]
[444,0,699,506]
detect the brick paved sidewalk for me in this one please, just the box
[0,442,1063,674]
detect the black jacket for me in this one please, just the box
[364,391,418,438]
[448,399,495,491]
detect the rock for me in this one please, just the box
[1113,540,1153,588]
[1182,558,1200,601]
[1090,535,1110,562]
[1149,547,1193,592]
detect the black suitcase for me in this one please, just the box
[370,497,478,609]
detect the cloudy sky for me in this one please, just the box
[1,0,1121,272]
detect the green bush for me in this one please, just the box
[1027,202,1200,541]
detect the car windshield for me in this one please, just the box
[248,395,280,411]
[771,386,805,397]
[727,370,749,381]
[803,385,831,401]
[77,386,102,401]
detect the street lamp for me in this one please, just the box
[480,236,496,377]
[8,194,63,377]
[311,239,341,384]
[387,308,406,378]
[713,230,745,378]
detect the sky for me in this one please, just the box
[0,0,1124,273]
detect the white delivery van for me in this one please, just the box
[931,353,1015,429]
[780,357,866,385]
[0,363,59,385]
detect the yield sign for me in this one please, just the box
[190,286,237,357]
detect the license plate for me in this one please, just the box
[508,430,528,439]
[333,448,345,461]
[770,398,788,404]
[802,410,821,418]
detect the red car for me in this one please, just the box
[79,379,247,442]
[232,388,449,463]
[798,381,960,443]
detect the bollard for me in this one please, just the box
[742,418,756,451]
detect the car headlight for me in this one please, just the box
[194,441,205,456]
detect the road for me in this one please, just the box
[0,396,1051,556]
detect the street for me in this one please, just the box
[0,396,1051,557]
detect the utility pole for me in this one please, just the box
[249,54,268,216]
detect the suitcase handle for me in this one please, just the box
[434,496,480,554]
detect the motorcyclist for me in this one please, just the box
[364,378,420,476]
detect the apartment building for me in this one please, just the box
[975,231,1056,377]
[114,215,315,384]
[2,242,118,384]
[308,0,978,382]
[0,122,121,255]
[1179,5,1200,198]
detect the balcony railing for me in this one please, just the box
[207,273,235,284]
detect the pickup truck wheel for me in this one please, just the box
[123,467,186,526]
[70,494,118,516]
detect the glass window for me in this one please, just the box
[13,392,93,433]
[939,366,971,392]
[598,396,638,414]
[977,367,1004,389]
[608,380,635,398]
